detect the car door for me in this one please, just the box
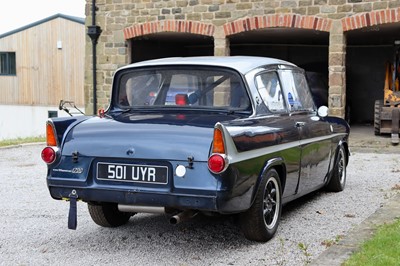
[254,70,302,198]
[279,70,332,193]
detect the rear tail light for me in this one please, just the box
[212,128,225,154]
[208,154,226,173]
[41,147,57,164]
[208,127,228,174]
[43,122,58,164]
[46,123,58,146]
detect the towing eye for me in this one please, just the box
[67,190,78,230]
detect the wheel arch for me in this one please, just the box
[326,140,349,185]
[338,140,350,167]
[325,140,348,192]
[251,157,287,205]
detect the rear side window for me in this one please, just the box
[255,71,286,113]
[280,70,315,112]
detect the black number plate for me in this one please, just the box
[97,162,168,184]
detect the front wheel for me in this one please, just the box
[88,203,134,227]
[239,169,282,242]
[326,145,347,192]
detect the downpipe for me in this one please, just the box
[88,0,102,115]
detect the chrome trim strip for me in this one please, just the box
[226,133,347,164]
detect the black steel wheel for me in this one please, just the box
[239,168,282,242]
[326,145,347,192]
[88,203,134,227]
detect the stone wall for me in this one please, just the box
[84,0,400,116]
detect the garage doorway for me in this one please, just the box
[229,28,329,107]
[346,22,400,124]
[230,28,329,67]
[129,32,214,63]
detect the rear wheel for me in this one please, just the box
[326,145,347,192]
[374,100,383,135]
[88,203,134,227]
[239,169,282,242]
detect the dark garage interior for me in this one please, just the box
[346,22,400,124]
[229,28,329,71]
[229,27,330,108]
[130,32,214,63]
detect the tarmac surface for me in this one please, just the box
[311,124,400,265]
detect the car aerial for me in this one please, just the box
[42,56,350,242]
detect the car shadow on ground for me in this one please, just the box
[59,190,326,251]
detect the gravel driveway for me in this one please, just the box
[1,143,399,265]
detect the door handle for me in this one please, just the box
[295,122,306,128]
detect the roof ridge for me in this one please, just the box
[0,13,85,39]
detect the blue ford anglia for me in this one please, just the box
[42,56,350,242]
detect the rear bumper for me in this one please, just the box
[49,186,220,211]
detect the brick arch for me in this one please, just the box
[123,20,215,40]
[342,7,400,32]
[223,14,332,36]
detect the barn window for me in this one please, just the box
[0,52,16,75]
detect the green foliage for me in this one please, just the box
[344,219,400,266]
[321,234,344,248]
[0,136,45,147]
[298,242,312,265]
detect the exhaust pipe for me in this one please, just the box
[118,204,165,214]
[118,205,198,224]
[170,210,198,225]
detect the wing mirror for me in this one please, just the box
[317,106,329,117]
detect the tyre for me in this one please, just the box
[326,145,347,192]
[88,203,134,227]
[239,168,282,242]
[374,100,383,135]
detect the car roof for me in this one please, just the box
[118,56,297,75]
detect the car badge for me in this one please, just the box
[71,168,84,174]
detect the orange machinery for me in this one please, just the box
[374,40,400,145]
